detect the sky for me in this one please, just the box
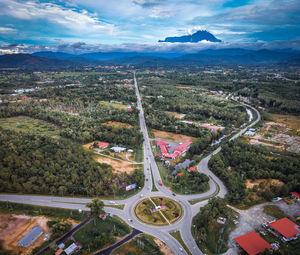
[0,0,299,54]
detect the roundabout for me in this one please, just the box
[134,196,183,226]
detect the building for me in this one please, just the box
[98,142,109,148]
[64,242,82,255]
[234,231,271,255]
[187,167,196,172]
[268,217,300,242]
[18,226,43,247]
[55,248,64,255]
[174,142,192,154]
[110,146,126,153]
[290,192,300,201]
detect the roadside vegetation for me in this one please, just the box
[112,234,164,255]
[192,197,237,255]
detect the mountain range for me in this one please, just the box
[158,30,222,43]
[0,48,299,68]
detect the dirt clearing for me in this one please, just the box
[152,129,196,143]
[0,214,50,255]
[246,179,284,189]
[102,121,132,128]
[165,111,186,120]
[271,114,300,131]
[154,238,174,255]
[93,155,139,174]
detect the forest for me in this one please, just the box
[193,197,235,254]
[171,171,209,194]
[0,125,144,197]
[209,139,300,205]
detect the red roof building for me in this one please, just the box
[290,192,300,199]
[177,173,183,177]
[268,218,300,240]
[156,139,169,155]
[98,142,109,148]
[187,167,196,172]
[234,231,271,255]
[174,142,192,153]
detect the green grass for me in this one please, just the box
[150,166,158,192]
[263,205,287,219]
[0,116,60,137]
[104,204,125,210]
[170,231,192,255]
[74,215,130,253]
[134,143,144,163]
[0,201,88,221]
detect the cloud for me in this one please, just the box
[0,0,117,35]
[0,27,16,33]
[1,39,300,55]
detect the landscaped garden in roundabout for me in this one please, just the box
[134,197,183,226]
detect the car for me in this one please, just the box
[140,194,144,197]
[146,178,148,181]
[128,219,133,222]
[179,248,183,252]
[172,193,176,196]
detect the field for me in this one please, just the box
[165,111,186,119]
[112,234,172,255]
[271,113,300,131]
[0,214,50,255]
[248,113,300,153]
[246,179,284,189]
[152,129,197,143]
[93,155,139,174]
[0,116,59,137]
[134,197,182,226]
[102,121,132,128]
[99,101,128,110]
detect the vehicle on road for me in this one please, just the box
[158,180,162,186]
[172,193,176,196]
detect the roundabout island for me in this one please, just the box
[134,196,183,226]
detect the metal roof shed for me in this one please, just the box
[18,226,43,247]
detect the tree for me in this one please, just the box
[87,198,105,218]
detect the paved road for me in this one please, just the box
[0,73,261,255]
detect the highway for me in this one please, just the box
[0,72,261,255]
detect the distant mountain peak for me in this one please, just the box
[158,30,221,43]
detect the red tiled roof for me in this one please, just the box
[187,167,196,171]
[269,218,300,239]
[291,192,300,199]
[98,142,109,148]
[177,173,183,176]
[234,231,271,255]
[174,142,192,152]
[156,139,168,146]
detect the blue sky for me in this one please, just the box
[0,0,299,53]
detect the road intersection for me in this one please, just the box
[0,72,261,255]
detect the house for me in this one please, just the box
[187,167,196,172]
[217,217,226,224]
[18,226,43,247]
[110,146,126,153]
[177,172,183,177]
[127,105,133,110]
[127,149,134,153]
[290,192,300,201]
[64,242,82,255]
[234,231,271,255]
[245,130,255,136]
[165,152,181,160]
[98,142,109,148]
[268,218,300,242]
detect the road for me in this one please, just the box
[0,73,261,255]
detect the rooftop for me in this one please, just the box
[291,192,300,199]
[234,231,271,255]
[269,217,300,239]
[18,226,43,247]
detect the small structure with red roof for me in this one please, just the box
[187,167,196,172]
[98,142,109,148]
[290,192,300,201]
[234,231,271,255]
[174,142,192,153]
[268,217,300,242]
[176,172,183,177]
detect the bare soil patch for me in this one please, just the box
[165,111,186,120]
[176,86,191,89]
[271,114,300,131]
[0,214,50,255]
[246,179,284,189]
[93,155,138,174]
[102,121,132,129]
[154,238,174,255]
[152,129,196,143]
